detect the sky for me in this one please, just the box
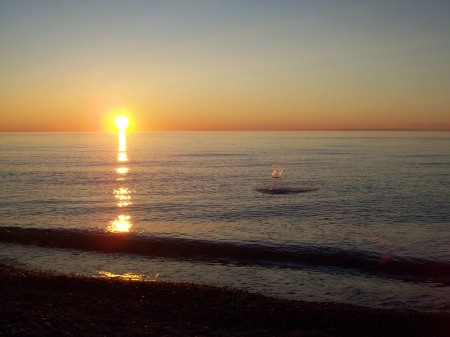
[0,0,449,132]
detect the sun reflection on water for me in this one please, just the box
[117,129,128,162]
[98,271,143,281]
[117,152,128,162]
[108,116,134,233]
[113,187,132,207]
[98,271,162,282]
[116,167,129,174]
[108,214,133,233]
[118,129,127,152]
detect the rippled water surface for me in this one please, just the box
[1,132,449,312]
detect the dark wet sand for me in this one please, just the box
[0,263,448,337]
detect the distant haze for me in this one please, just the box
[1,1,449,131]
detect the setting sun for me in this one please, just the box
[114,115,130,131]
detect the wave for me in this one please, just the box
[256,187,318,194]
[0,226,449,285]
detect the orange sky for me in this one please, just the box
[1,1,449,131]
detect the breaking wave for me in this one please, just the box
[1,226,449,285]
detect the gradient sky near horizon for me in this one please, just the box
[1,1,449,131]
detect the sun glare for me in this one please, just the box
[114,115,130,130]
[108,214,133,233]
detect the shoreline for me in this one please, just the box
[1,263,449,336]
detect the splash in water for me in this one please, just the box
[272,166,283,178]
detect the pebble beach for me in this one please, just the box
[1,263,448,337]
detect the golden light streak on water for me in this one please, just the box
[98,271,143,281]
[118,129,127,152]
[117,152,128,162]
[108,214,133,233]
[108,120,134,233]
[114,187,131,195]
[116,167,129,174]
[113,187,132,207]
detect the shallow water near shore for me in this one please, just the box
[1,131,449,312]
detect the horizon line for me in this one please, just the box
[1,129,450,133]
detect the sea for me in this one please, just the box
[1,131,449,312]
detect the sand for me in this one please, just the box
[0,263,448,337]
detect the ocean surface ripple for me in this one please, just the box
[1,132,449,312]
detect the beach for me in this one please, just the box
[1,263,448,337]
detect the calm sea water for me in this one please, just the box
[1,131,449,312]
